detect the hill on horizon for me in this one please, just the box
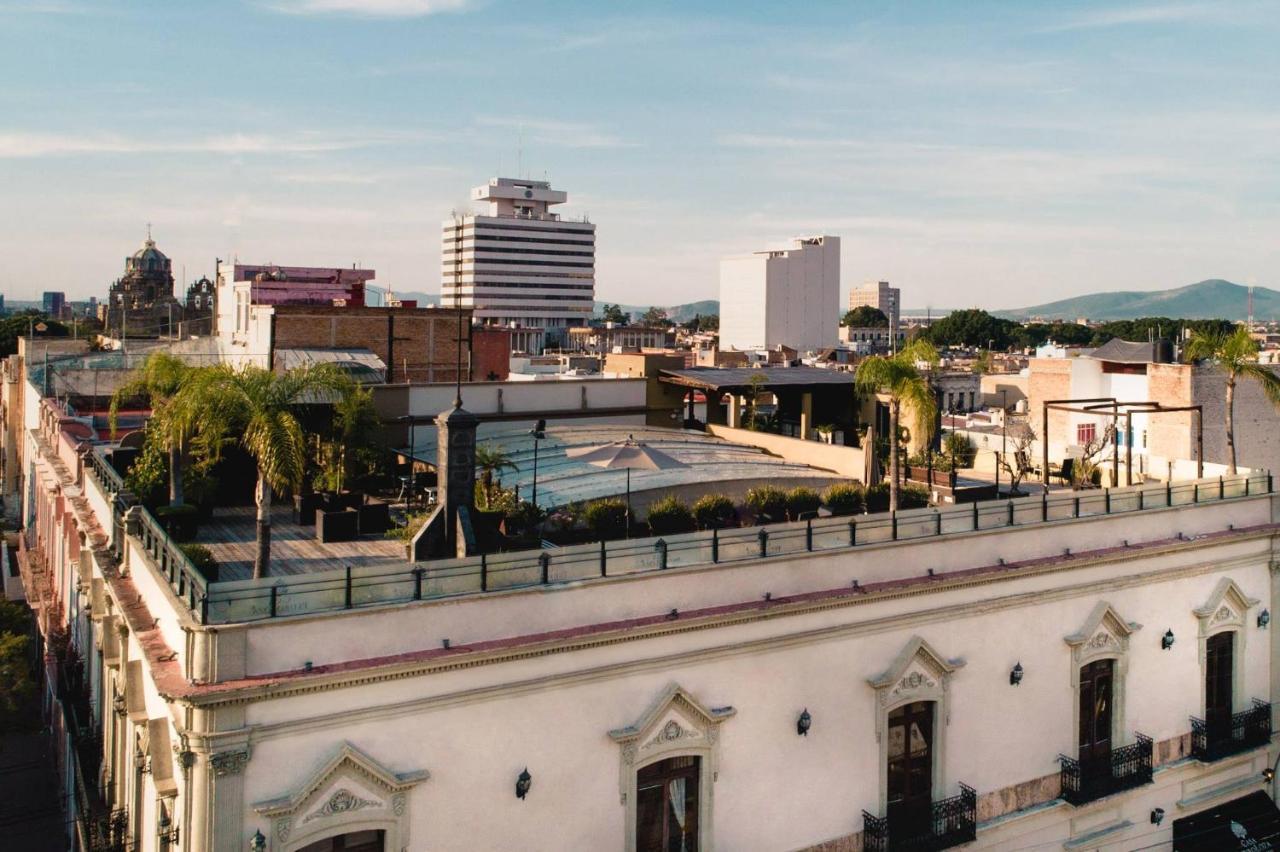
[998,279,1278,321]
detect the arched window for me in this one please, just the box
[297,830,384,852]
[636,756,699,852]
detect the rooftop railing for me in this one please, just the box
[182,470,1274,625]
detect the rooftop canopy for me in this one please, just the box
[659,366,859,393]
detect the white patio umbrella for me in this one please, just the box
[565,435,687,533]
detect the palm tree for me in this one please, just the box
[1185,327,1280,474]
[108,353,193,505]
[474,445,517,509]
[171,363,353,579]
[856,339,940,512]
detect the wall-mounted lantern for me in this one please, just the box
[1150,808,1165,826]
[1161,630,1175,650]
[250,830,266,852]
[1259,609,1271,629]
[1010,662,1024,686]
[797,709,812,736]
[516,768,532,800]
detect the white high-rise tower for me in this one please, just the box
[442,177,596,340]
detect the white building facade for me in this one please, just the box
[718,236,840,353]
[848,280,901,336]
[441,177,596,341]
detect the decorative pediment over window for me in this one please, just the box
[253,742,428,851]
[867,635,965,713]
[1193,577,1258,634]
[1064,602,1142,664]
[609,683,735,802]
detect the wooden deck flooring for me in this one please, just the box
[195,506,405,581]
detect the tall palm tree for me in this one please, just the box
[108,353,193,505]
[171,363,353,579]
[856,339,940,512]
[1185,327,1280,474]
[474,445,517,509]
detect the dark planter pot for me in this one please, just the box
[358,499,391,535]
[155,505,199,542]
[316,508,359,543]
[338,490,365,511]
[294,493,324,526]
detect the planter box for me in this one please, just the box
[316,508,359,543]
[358,499,391,535]
[293,493,324,526]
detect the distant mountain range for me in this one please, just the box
[997,279,1278,321]
[391,292,719,324]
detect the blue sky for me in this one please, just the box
[1,0,1278,310]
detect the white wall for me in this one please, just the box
[719,236,839,352]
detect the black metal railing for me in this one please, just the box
[862,784,977,851]
[1059,734,1153,806]
[1191,700,1271,762]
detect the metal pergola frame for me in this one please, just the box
[1041,397,1203,487]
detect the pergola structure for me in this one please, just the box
[1041,397,1203,487]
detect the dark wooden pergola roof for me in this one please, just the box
[659,366,858,394]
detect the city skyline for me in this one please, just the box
[2,0,1278,308]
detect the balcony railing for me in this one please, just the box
[1191,700,1271,762]
[1059,734,1153,806]
[862,784,977,852]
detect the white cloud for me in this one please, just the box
[474,116,637,149]
[263,0,472,17]
[0,131,426,158]
[1039,2,1248,32]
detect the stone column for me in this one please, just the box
[800,392,813,440]
[435,404,478,558]
[727,395,741,429]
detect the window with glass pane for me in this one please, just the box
[636,755,700,852]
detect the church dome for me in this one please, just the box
[127,234,171,274]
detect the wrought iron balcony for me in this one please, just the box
[862,784,977,852]
[1191,700,1271,762]
[1058,734,1153,806]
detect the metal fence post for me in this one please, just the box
[1073,495,1080,518]
[655,538,668,570]
[600,539,608,577]
[1007,500,1014,526]
[539,551,550,584]
[1042,490,1049,522]
[345,566,353,609]
[805,518,813,552]
[1104,488,1111,514]
[1138,488,1144,510]
[413,567,424,599]
[1194,483,1200,503]
[1219,476,1224,499]
[200,595,208,624]
[480,553,488,592]
[891,511,898,541]
[848,519,857,547]
[758,528,769,558]
[935,511,942,536]
[1167,481,1173,506]
[711,528,719,563]
[1245,475,1251,497]
[972,501,979,531]
[270,585,279,617]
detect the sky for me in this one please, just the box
[1,0,1278,311]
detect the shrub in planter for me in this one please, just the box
[154,504,199,542]
[900,483,931,509]
[865,483,891,513]
[822,482,865,516]
[646,495,695,535]
[744,485,787,522]
[943,432,977,467]
[503,501,545,537]
[583,499,628,540]
[785,486,821,520]
[692,494,736,529]
[178,543,219,583]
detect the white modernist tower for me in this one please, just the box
[718,235,840,352]
[442,177,596,336]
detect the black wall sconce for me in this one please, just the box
[516,767,532,800]
[797,708,812,736]
[1010,662,1024,686]
[250,829,266,852]
[1259,609,1271,629]
[1151,807,1165,826]
[1161,630,1175,650]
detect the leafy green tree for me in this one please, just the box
[474,445,518,510]
[841,306,889,328]
[639,306,669,327]
[745,372,768,431]
[600,304,628,324]
[110,353,194,505]
[856,339,940,511]
[922,309,1020,350]
[0,315,70,358]
[171,364,353,578]
[315,385,384,493]
[1185,327,1280,474]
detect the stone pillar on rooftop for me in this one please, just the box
[436,404,478,558]
[800,392,813,440]
[727,395,741,429]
